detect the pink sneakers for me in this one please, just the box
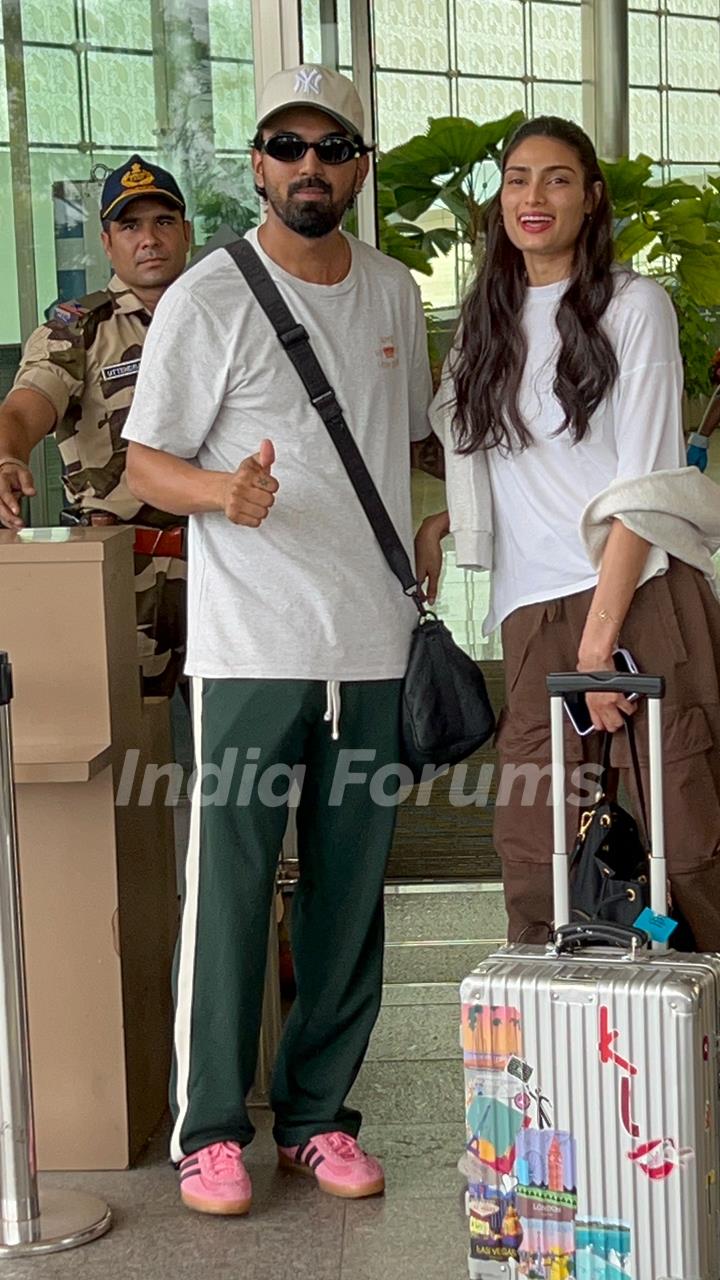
[277,1131,385,1199]
[179,1132,384,1212]
[179,1140,252,1215]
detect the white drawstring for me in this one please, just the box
[324,680,341,741]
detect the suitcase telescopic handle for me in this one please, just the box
[546,672,665,699]
[546,671,667,949]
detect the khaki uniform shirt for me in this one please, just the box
[13,275,151,520]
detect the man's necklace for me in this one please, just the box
[326,239,351,285]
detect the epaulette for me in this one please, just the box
[51,289,113,326]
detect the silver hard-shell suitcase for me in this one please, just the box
[460,672,720,1280]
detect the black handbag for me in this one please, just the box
[571,719,694,947]
[570,728,649,929]
[225,239,496,780]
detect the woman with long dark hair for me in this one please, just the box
[417,116,720,948]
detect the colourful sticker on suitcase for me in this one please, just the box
[462,1003,523,1068]
[576,1219,632,1279]
[466,1089,527,1174]
[516,1128,577,1276]
[468,1182,523,1264]
[599,1005,695,1180]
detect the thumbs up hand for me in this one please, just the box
[257,438,275,471]
[223,438,279,526]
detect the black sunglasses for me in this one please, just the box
[258,132,369,165]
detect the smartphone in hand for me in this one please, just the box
[563,647,641,736]
[612,647,640,699]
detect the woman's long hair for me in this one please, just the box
[453,116,619,454]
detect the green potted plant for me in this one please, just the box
[604,156,720,398]
[377,112,523,278]
[378,118,720,399]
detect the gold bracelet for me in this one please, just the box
[592,607,620,627]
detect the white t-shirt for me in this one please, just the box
[485,270,685,632]
[122,228,432,680]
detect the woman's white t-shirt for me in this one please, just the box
[485,271,685,632]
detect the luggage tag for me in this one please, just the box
[634,906,678,944]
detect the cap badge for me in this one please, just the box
[120,163,155,190]
[294,68,322,96]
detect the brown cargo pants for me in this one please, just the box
[494,559,720,950]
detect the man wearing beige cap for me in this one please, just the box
[123,66,432,1214]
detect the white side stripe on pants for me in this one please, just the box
[170,676,204,1164]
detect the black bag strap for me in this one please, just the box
[225,238,425,614]
[624,715,650,851]
[599,730,613,792]
[598,719,650,853]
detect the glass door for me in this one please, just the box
[298,0,377,246]
[1,0,259,523]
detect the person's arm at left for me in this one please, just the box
[126,438,277,523]
[415,508,449,604]
[577,519,651,730]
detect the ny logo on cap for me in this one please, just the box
[294,68,322,96]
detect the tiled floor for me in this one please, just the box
[8,882,499,1279]
[12,1111,469,1280]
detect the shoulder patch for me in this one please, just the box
[52,300,89,325]
[51,290,112,326]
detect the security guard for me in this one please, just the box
[0,155,191,696]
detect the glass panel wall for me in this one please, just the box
[629,0,720,181]
[301,0,352,68]
[372,0,583,316]
[0,0,258,520]
[0,0,258,349]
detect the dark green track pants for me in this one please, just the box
[169,677,402,1161]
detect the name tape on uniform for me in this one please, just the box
[101,359,141,382]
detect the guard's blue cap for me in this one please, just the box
[100,154,186,222]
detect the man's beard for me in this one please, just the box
[267,178,355,239]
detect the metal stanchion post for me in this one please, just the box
[0,652,111,1256]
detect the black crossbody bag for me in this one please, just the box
[226,239,496,780]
